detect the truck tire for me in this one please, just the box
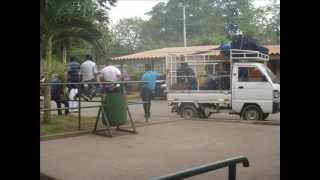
[181,105,198,120]
[241,105,263,121]
[199,110,210,119]
[262,113,269,120]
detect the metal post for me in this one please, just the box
[228,164,237,180]
[183,6,187,47]
[93,106,101,133]
[78,96,81,130]
[151,61,155,71]
[127,107,137,133]
[120,62,124,74]
[101,106,112,137]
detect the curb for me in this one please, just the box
[40,119,183,141]
[40,118,278,141]
[40,130,92,141]
[40,172,57,180]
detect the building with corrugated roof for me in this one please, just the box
[111,45,280,78]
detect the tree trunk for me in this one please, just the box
[62,44,67,64]
[43,36,53,124]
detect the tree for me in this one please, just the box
[134,0,279,50]
[40,0,116,123]
[139,0,231,49]
[112,17,145,51]
[262,0,280,44]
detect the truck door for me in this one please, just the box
[232,65,273,113]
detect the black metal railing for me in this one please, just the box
[40,81,148,131]
[150,156,249,180]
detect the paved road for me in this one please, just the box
[41,120,280,180]
[49,99,280,124]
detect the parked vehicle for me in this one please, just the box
[154,80,167,99]
[166,49,280,121]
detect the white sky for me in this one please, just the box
[108,0,277,25]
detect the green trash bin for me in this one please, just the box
[102,86,127,127]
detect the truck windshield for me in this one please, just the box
[261,64,278,84]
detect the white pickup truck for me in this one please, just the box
[166,49,280,121]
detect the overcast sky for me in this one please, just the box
[108,0,277,25]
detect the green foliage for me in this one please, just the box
[112,17,145,51]
[108,0,280,52]
[40,115,97,136]
[191,33,230,45]
[41,57,68,81]
[40,0,117,63]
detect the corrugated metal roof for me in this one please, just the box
[111,45,280,61]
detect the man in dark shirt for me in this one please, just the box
[67,57,80,112]
[177,63,197,90]
[51,74,69,115]
[68,57,81,89]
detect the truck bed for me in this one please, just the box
[167,90,231,104]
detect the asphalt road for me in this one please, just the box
[42,99,280,180]
[41,120,280,180]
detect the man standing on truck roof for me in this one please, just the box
[140,64,160,119]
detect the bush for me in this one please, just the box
[41,57,68,81]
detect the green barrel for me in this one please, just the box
[102,89,127,127]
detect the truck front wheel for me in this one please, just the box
[262,113,269,120]
[181,105,198,120]
[241,105,263,121]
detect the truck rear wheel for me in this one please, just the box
[181,105,198,120]
[199,110,210,119]
[241,105,263,121]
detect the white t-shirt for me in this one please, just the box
[80,60,98,81]
[100,65,121,82]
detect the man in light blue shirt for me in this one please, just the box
[141,64,160,118]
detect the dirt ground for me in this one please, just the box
[41,119,280,180]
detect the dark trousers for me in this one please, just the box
[141,87,153,118]
[81,79,100,97]
[53,99,69,115]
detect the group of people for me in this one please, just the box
[49,54,160,119]
[50,55,122,115]
[176,63,231,91]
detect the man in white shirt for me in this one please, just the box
[80,55,99,82]
[100,60,122,93]
[80,55,99,99]
[100,61,121,81]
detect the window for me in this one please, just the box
[238,67,267,82]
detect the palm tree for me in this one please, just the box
[40,0,116,123]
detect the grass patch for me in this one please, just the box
[41,114,96,136]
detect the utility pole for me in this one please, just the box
[183,6,187,47]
